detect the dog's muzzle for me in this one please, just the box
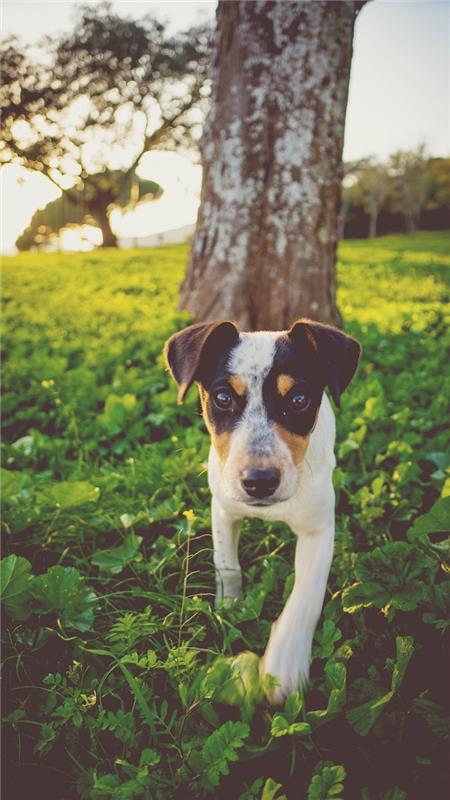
[240,467,281,500]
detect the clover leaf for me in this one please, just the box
[31,566,97,631]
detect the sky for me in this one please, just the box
[1,0,449,252]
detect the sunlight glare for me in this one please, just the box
[1,152,202,253]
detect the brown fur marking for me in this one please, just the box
[199,386,231,463]
[212,431,232,463]
[229,375,247,396]
[274,423,310,466]
[277,374,295,396]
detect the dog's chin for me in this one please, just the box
[245,499,279,507]
[228,492,291,508]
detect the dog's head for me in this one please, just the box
[164,319,361,506]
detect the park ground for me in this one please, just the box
[1,232,449,799]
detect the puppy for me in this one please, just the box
[164,319,360,704]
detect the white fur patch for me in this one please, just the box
[219,331,300,502]
[231,331,279,458]
[228,331,278,457]
[228,331,279,381]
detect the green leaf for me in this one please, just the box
[308,661,346,727]
[139,748,160,768]
[342,582,373,614]
[81,645,157,736]
[307,762,346,800]
[342,542,426,620]
[283,690,303,723]
[31,566,97,631]
[412,696,450,740]
[422,583,450,632]
[1,468,30,500]
[202,651,263,721]
[98,708,138,744]
[99,393,139,435]
[34,722,58,757]
[261,778,288,800]
[408,497,450,569]
[91,773,120,798]
[346,689,393,737]
[41,481,100,509]
[314,619,342,659]
[363,395,383,420]
[271,713,311,738]
[391,635,414,692]
[425,451,450,471]
[346,636,414,736]
[201,720,250,787]
[92,534,143,574]
[409,497,450,537]
[0,555,33,620]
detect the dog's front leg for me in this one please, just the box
[261,521,334,705]
[211,496,243,607]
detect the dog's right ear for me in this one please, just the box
[164,320,240,403]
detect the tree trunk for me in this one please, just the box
[405,209,419,235]
[338,198,351,241]
[368,207,379,239]
[94,203,118,248]
[180,0,363,330]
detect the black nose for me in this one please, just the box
[241,468,281,499]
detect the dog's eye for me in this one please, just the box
[213,388,233,410]
[290,393,310,412]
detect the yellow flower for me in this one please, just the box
[80,690,97,709]
[183,509,196,524]
[66,660,81,681]
[41,379,55,389]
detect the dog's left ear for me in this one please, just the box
[288,319,361,408]
[164,320,240,403]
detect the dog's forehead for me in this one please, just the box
[228,331,281,383]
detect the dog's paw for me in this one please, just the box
[259,664,308,706]
[260,624,310,706]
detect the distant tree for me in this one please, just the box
[390,146,429,234]
[423,157,450,213]
[16,175,161,251]
[180,0,365,330]
[1,4,211,247]
[339,154,450,240]
[338,160,366,240]
[356,159,392,238]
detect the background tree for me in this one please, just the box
[180,0,365,330]
[338,160,365,240]
[389,146,429,234]
[0,4,211,247]
[357,159,392,239]
[15,175,161,251]
[425,157,450,213]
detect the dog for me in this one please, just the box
[164,318,361,704]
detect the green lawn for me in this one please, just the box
[2,232,449,799]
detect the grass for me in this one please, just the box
[1,232,450,799]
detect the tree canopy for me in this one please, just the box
[1,3,211,246]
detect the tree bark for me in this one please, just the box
[95,206,118,248]
[368,206,379,239]
[180,0,363,330]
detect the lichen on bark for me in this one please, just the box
[180,0,364,330]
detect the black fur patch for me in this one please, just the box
[262,334,325,436]
[164,320,239,403]
[200,347,247,435]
